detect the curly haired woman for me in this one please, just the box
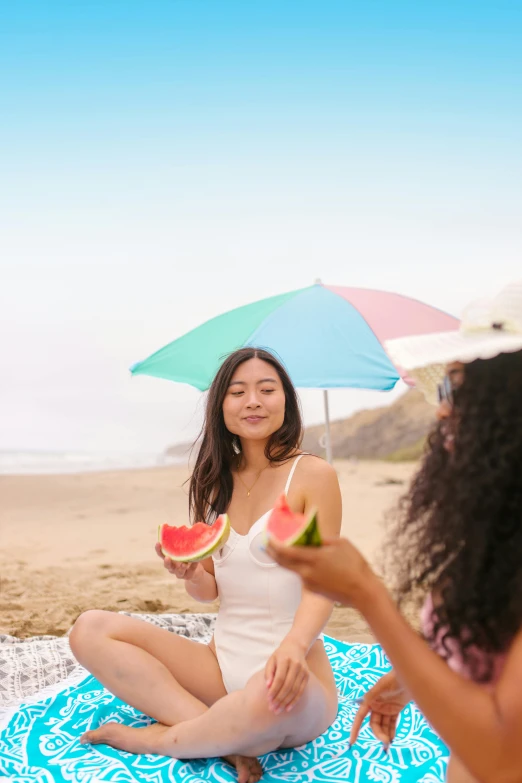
[269,281,522,783]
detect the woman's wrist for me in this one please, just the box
[185,566,217,602]
[352,569,389,617]
[187,563,209,589]
[187,563,206,585]
[283,632,310,653]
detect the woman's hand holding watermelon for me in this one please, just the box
[266,537,376,608]
[155,543,218,603]
[154,542,203,581]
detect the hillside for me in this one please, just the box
[302,389,435,460]
[165,389,436,463]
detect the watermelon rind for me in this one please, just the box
[291,509,321,547]
[158,514,230,562]
[265,506,322,548]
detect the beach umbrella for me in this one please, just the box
[131,282,458,461]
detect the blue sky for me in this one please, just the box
[1,1,521,456]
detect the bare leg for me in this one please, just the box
[69,610,226,722]
[70,610,262,782]
[81,667,338,760]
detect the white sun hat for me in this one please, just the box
[385,280,522,404]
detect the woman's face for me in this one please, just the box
[222,358,286,442]
[436,362,465,452]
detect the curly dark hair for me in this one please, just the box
[386,349,522,682]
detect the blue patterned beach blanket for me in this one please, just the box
[0,636,448,782]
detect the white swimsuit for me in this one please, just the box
[212,454,310,693]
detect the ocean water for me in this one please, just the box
[0,450,183,475]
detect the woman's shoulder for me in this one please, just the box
[294,453,338,483]
[291,454,342,531]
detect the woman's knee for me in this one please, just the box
[242,672,286,728]
[69,609,115,657]
[244,673,336,745]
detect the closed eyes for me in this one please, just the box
[230,389,275,396]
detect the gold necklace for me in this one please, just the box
[236,463,269,497]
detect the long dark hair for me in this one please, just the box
[189,347,303,524]
[386,350,522,681]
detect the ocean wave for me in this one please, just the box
[0,451,183,476]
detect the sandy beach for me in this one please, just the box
[0,460,417,642]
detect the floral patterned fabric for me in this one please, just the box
[0,615,448,782]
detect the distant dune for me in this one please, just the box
[302,389,435,460]
[165,389,436,463]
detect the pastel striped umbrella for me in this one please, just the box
[131,282,458,460]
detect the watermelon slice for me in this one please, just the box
[264,494,322,547]
[158,514,230,562]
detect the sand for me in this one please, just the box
[0,460,417,642]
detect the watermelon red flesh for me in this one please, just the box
[159,514,230,562]
[265,494,321,547]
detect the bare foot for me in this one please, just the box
[224,754,263,783]
[80,721,169,755]
[80,724,263,780]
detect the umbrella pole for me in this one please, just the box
[323,389,333,464]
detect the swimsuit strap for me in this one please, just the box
[284,453,309,495]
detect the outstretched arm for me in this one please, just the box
[268,536,522,783]
[361,579,522,783]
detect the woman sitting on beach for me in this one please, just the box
[269,281,522,783]
[70,347,341,783]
